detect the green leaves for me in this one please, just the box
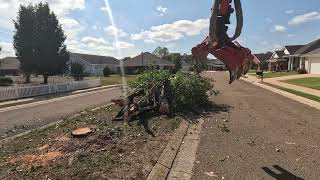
[13,2,69,83]
[71,63,86,81]
[129,70,216,113]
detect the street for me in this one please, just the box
[192,72,320,179]
[0,87,122,138]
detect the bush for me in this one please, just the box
[70,63,86,81]
[171,72,216,111]
[297,68,307,74]
[129,70,216,113]
[103,66,112,77]
[0,77,14,86]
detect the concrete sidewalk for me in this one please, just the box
[246,74,320,97]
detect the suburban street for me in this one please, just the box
[192,72,320,180]
[0,87,122,138]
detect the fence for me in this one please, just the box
[0,79,101,102]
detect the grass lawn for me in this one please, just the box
[91,75,137,86]
[248,71,299,79]
[0,104,181,179]
[282,77,320,90]
[264,82,320,103]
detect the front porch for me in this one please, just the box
[267,59,288,71]
[287,56,305,70]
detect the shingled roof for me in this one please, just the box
[71,53,119,65]
[275,50,285,58]
[284,45,304,54]
[123,52,174,67]
[254,52,273,62]
[294,38,320,55]
[0,57,20,70]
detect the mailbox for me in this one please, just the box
[256,71,263,76]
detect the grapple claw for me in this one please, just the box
[191,0,260,84]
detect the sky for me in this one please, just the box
[0,0,320,59]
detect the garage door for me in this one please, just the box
[310,58,320,74]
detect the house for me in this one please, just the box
[292,39,320,74]
[120,52,175,74]
[0,57,20,76]
[284,45,305,71]
[253,52,273,70]
[70,53,119,76]
[207,59,226,71]
[302,48,320,74]
[267,50,287,71]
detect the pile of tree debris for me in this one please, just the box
[112,70,216,122]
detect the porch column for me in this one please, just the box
[299,58,303,69]
[288,58,291,70]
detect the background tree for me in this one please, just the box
[13,3,69,84]
[153,46,169,58]
[103,66,112,77]
[166,53,182,70]
[181,54,193,64]
[70,62,85,81]
[13,4,36,83]
[34,3,69,84]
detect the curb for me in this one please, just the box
[167,120,204,180]
[147,120,190,180]
[0,103,113,144]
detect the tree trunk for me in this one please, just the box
[25,74,30,83]
[43,75,48,84]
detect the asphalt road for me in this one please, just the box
[192,72,320,180]
[0,87,122,138]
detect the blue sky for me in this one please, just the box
[1,0,320,58]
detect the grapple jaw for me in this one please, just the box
[192,39,260,84]
[191,0,260,84]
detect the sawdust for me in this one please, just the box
[11,151,63,167]
[37,144,49,151]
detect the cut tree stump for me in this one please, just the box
[71,127,92,137]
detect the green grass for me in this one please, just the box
[282,77,320,90]
[91,75,137,86]
[248,71,299,79]
[264,82,320,103]
[262,71,299,79]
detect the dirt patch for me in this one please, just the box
[0,104,181,180]
[11,151,63,168]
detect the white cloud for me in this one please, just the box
[0,41,15,58]
[104,25,128,38]
[156,6,168,16]
[0,0,86,57]
[131,19,209,43]
[285,10,295,14]
[0,0,86,30]
[68,37,137,58]
[288,11,320,25]
[273,25,287,32]
[116,41,134,49]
